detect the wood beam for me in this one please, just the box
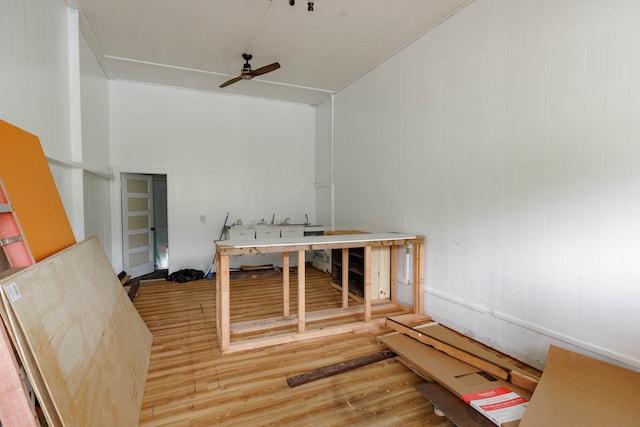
[297,250,305,334]
[364,246,372,322]
[282,252,289,317]
[286,350,397,387]
[218,254,230,352]
[341,248,349,308]
[385,318,539,393]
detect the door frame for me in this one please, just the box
[111,166,173,275]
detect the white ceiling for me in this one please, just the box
[72,0,472,105]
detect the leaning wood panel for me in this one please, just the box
[0,237,152,426]
[1,289,63,426]
[0,120,76,261]
[0,314,39,427]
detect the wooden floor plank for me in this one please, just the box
[134,267,453,426]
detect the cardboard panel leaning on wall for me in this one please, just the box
[0,237,152,426]
[0,120,76,261]
[520,345,640,427]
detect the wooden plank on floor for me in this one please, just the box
[231,302,399,335]
[387,319,539,392]
[225,318,389,353]
[287,349,397,387]
[416,382,495,427]
[0,237,152,426]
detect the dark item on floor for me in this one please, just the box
[168,269,205,283]
[287,349,397,387]
[416,382,495,427]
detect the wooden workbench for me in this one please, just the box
[215,233,425,353]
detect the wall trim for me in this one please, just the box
[427,288,640,370]
[425,287,490,314]
[46,156,114,180]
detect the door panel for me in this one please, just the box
[122,173,154,277]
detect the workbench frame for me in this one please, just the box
[215,233,425,353]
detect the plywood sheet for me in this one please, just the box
[0,237,152,426]
[519,345,640,427]
[0,120,76,261]
[0,290,63,426]
[0,312,39,427]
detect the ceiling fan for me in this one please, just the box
[219,53,281,88]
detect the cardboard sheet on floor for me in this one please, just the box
[414,323,536,383]
[0,120,76,261]
[380,333,531,427]
[0,237,152,427]
[519,345,640,427]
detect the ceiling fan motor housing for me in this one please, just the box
[241,53,253,77]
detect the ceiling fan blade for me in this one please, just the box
[249,62,281,77]
[219,76,243,88]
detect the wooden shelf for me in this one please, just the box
[331,247,390,299]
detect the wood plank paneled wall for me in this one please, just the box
[329,0,640,371]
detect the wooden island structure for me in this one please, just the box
[215,232,425,353]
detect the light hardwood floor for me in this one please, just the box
[133,267,454,427]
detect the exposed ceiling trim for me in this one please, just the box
[72,0,474,105]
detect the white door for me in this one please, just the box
[122,173,154,278]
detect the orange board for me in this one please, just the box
[0,120,76,261]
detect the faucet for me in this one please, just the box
[284,217,291,224]
[305,214,309,225]
[271,213,275,225]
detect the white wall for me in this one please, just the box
[109,81,316,273]
[0,0,87,239]
[0,0,72,159]
[315,97,333,227]
[0,0,113,248]
[79,32,111,175]
[331,0,640,371]
[79,30,114,262]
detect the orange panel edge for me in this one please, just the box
[0,120,76,261]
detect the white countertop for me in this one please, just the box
[216,232,420,249]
